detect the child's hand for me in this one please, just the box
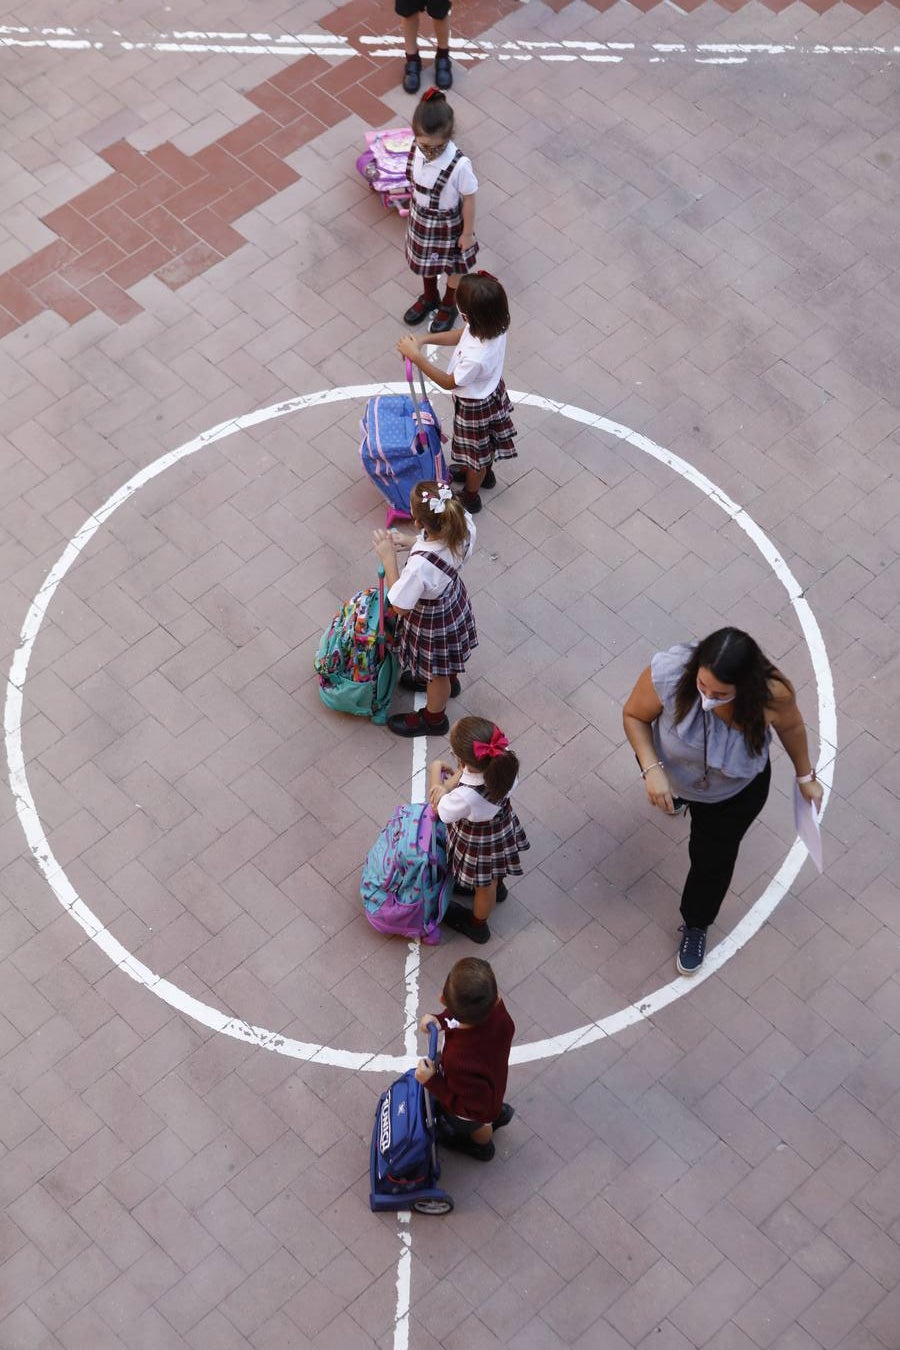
[458,232,476,250]
[415,1057,436,1084]
[418,1013,440,1034]
[397,335,420,360]
[372,528,396,564]
[428,784,445,808]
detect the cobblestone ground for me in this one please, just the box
[1,1,899,1347]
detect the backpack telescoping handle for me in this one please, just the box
[405,357,431,451]
[377,563,386,663]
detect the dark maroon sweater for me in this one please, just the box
[426,1000,515,1123]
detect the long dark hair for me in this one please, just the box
[450,716,518,803]
[673,628,790,756]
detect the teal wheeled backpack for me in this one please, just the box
[314,566,398,724]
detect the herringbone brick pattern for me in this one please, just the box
[0,0,899,1347]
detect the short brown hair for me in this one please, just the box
[442,957,498,1024]
[456,273,510,341]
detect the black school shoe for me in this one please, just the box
[388,709,450,738]
[443,901,490,944]
[450,463,496,489]
[429,305,458,334]
[403,53,422,94]
[453,879,507,902]
[492,1103,515,1130]
[399,671,461,697]
[403,295,439,325]
[434,52,453,90]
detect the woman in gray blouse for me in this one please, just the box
[623,628,823,976]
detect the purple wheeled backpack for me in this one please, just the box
[356,127,413,215]
[361,359,446,527]
[361,802,452,944]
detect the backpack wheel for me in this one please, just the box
[412,1196,454,1216]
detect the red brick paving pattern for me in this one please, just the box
[1,0,898,337]
[0,0,525,336]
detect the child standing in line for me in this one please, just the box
[398,271,516,515]
[396,0,453,94]
[428,716,529,944]
[416,956,515,1162]
[373,480,477,739]
[403,89,478,335]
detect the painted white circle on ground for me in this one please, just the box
[4,385,835,1073]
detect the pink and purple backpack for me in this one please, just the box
[356,127,414,215]
[361,803,452,944]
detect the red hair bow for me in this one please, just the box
[422,86,442,101]
[472,727,509,759]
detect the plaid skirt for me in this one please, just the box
[448,799,530,888]
[452,381,518,470]
[395,572,478,679]
[406,200,479,277]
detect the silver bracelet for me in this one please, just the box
[796,770,816,784]
[640,761,663,779]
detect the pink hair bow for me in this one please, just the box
[472,727,509,760]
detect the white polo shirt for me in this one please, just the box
[448,327,507,401]
[436,769,501,824]
[410,141,478,211]
[387,518,476,610]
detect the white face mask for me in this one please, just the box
[698,683,735,712]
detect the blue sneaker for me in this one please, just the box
[676,925,707,975]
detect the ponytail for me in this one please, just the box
[450,717,519,803]
[409,480,469,560]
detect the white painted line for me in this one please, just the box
[3,386,835,1077]
[393,1213,413,1350]
[1,24,896,62]
[394,700,428,1336]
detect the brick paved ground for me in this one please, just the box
[1,0,899,1347]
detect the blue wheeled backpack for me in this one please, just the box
[361,802,452,944]
[361,359,446,526]
[314,567,398,724]
[370,1024,453,1215]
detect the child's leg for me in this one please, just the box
[426,674,450,715]
[401,13,420,52]
[464,465,486,498]
[470,1123,492,1144]
[432,14,452,89]
[388,674,450,737]
[472,880,497,924]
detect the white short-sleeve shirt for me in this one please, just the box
[387,517,476,611]
[448,327,507,401]
[410,141,478,211]
[436,769,501,824]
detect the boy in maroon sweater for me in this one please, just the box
[415,957,515,1161]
